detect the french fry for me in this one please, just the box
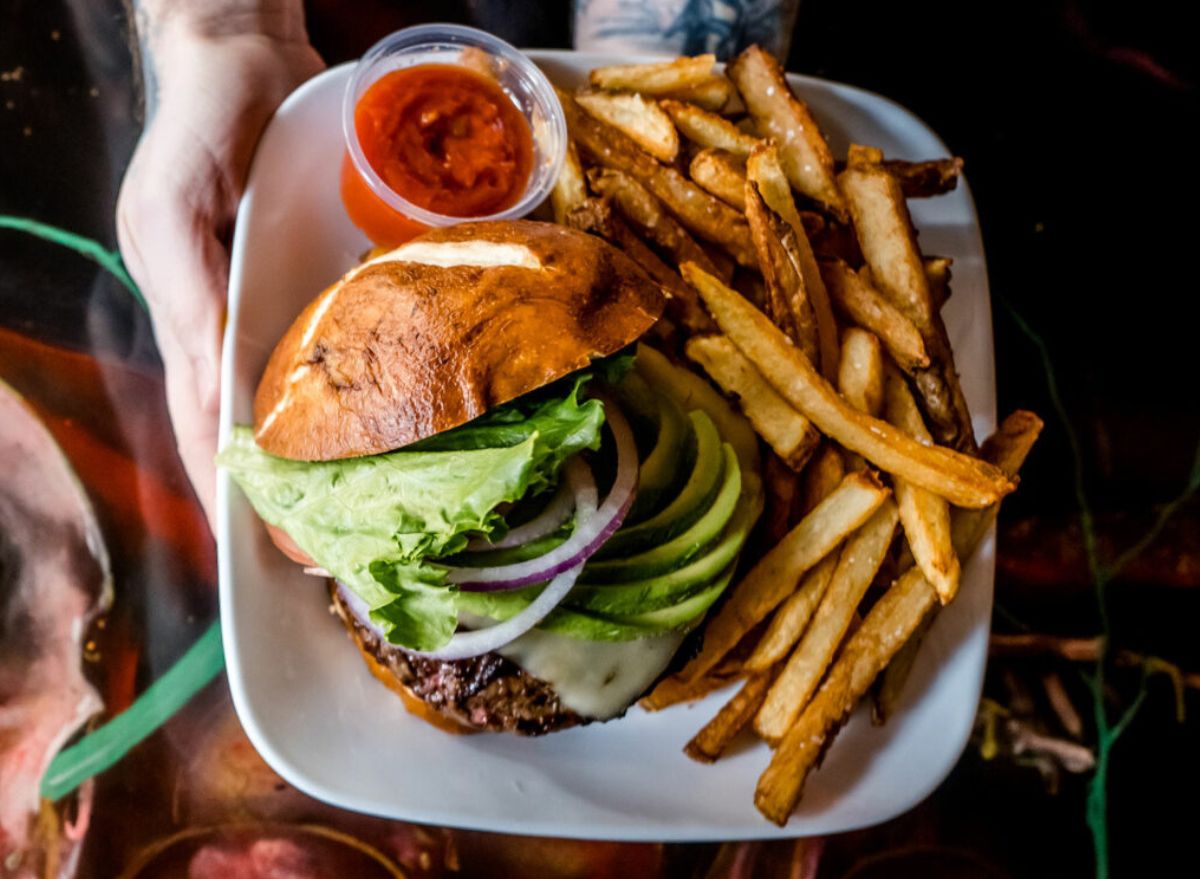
[821,259,930,373]
[744,439,848,672]
[840,148,933,327]
[743,552,837,672]
[746,143,840,380]
[690,148,748,209]
[661,99,760,156]
[877,411,1046,721]
[924,256,953,311]
[560,89,757,266]
[727,45,845,217]
[799,443,845,516]
[701,241,737,285]
[884,366,959,602]
[641,663,744,711]
[686,335,820,471]
[551,139,588,224]
[755,561,938,824]
[564,196,713,334]
[744,177,818,363]
[681,263,1016,508]
[832,157,964,198]
[575,89,680,162]
[662,75,736,112]
[587,167,724,279]
[753,410,1042,823]
[953,410,1044,551]
[745,143,804,233]
[810,219,862,264]
[686,671,776,763]
[883,157,963,199]
[589,54,716,94]
[837,327,885,418]
[838,150,975,451]
[798,210,827,239]
[762,453,801,545]
[675,470,890,684]
[754,499,900,743]
[873,608,934,723]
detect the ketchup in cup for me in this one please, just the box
[341,25,566,248]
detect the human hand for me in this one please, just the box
[117,3,323,526]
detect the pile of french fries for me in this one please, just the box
[549,47,1042,825]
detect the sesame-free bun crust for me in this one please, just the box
[253,220,664,460]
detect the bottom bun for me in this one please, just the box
[329,584,582,736]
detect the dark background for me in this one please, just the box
[2,0,1197,875]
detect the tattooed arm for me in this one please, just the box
[573,0,800,60]
[117,1,323,522]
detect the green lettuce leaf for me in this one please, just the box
[217,378,604,651]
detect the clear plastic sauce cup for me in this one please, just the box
[341,24,567,247]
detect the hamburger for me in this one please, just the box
[219,220,762,735]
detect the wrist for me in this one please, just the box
[141,0,311,53]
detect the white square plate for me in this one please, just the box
[217,50,996,840]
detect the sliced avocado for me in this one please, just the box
[611,370,659,447]
[625,389,692,524]
[583,444,740,582]
[596,410,724,558]
[565,494,756,616]
[535,605,659,641]
[454,582,543,621]
[635,343,760,478]
[456,499,751,641]
[606,561,736,632]
[535,563,734,640]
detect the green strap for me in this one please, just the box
[41,621,224,800]
[0,215,147,311]
[2,214,225,800]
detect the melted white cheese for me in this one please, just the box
[499,629,686,720]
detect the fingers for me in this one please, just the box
[119,148,228,529]
[120,207,226,527]
[115,32,325,528]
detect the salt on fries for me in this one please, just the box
[575,89,680,162]
[884,365,960,602]
[746,143,840,380]
[673,470,891,684]
[727,45,845,217]
[589,54,718,94]
[682,262,1015,509]
[662,99,760,156]
[686,335,819,472]
[690,148,748,209]
[754,499,899,743]
[548,45,1038,825]
[754,411,1042,824]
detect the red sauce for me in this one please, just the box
[343,63,534,245]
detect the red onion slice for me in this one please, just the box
[412,561,584,660]
[464,475,575,551]
[334,563,584,661]
[444,402,638,591]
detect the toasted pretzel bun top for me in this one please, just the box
[253,220,664,460]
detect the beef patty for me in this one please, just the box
[329,584,581,735]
